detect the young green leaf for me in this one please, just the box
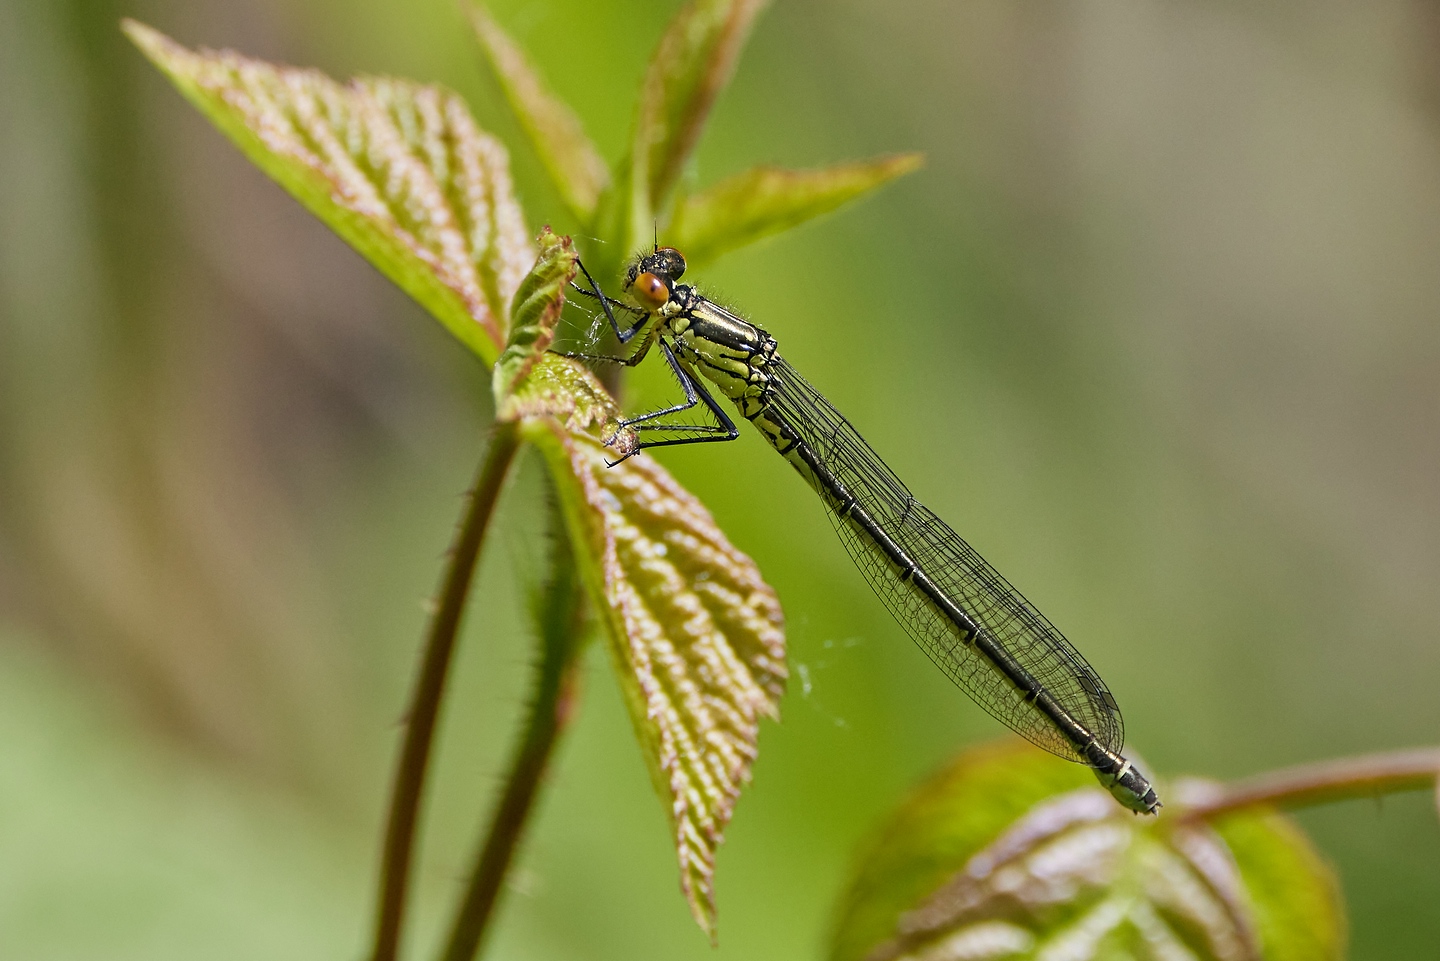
[618,0,767,252]
[493,229,634,454]
[1207,801,1347,961]
[496,235,786,939]
[124,20,531,365]
[669,154,924,269]
[467,4,610,225]
[830,741,1344,961]
[494,227,579,401]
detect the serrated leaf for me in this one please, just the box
[619,0,767,252]
[467,3,609,224]
[124,20,531,365]
[830,741,1344,961]
[521,419,786,940]
[669,154,924,269]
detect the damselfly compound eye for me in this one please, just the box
[655,246,687,280]
[632,271,670,310]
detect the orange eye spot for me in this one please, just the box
[632,271,670,310]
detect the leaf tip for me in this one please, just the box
[464,1,498,35]
[120,18,177,66]
[463,1,501,50]
[882,152,925,179]
[684,877,720,946]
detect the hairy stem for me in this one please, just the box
[440,500,588,961]
[1178,746,1440,823]
[370,423,522,961]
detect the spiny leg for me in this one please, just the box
[619,340,707,427]
[575,258,650,344]
[569,281,644,318]
[556,314,659,368]
[607,341,738,465]
[569,282,649,347]
[556,259,658,366]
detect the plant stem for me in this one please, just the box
[370,423,522,961]
[440,500,587,961]
[1177,746,1440,823]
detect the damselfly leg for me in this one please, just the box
[603,340,738,464]
[557,260,658,367]
[624,341,738,439]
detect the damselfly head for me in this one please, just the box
[625,246,686,287]
[624,246,687,310]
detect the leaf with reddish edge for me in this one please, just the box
[670,155,924,269]
[830,741,1344,961]
[639,0,771,204]
[467,3,610,225]
[606,0,768,255]
[124,19,531,365]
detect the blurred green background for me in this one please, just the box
[3,0,1439,957]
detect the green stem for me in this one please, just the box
[1177,746,1440,823]
[440,500,588,961]
[370,423,522,961]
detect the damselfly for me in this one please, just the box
[568,246,1160,814]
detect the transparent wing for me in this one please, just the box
[766,356,1124,759]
